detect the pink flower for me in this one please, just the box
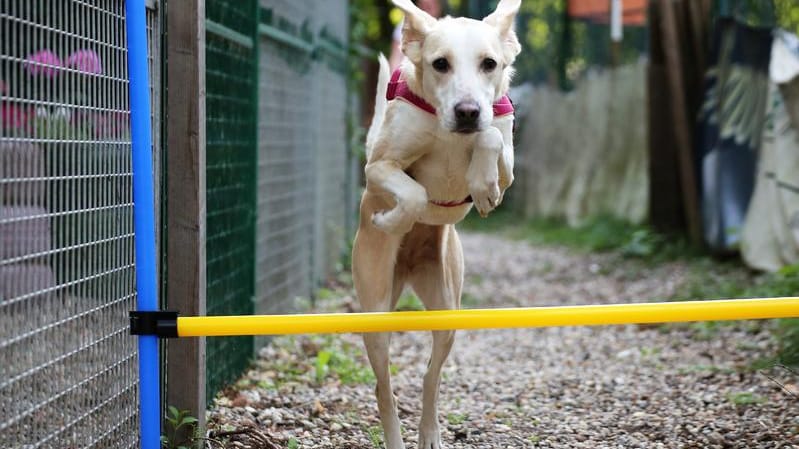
[1,103,32,133]
[90,111,128,138]
[66,49,102,74]
[25,50,62,77]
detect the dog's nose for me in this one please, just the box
[454,101,480,121]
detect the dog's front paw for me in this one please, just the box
[372,208,416,235]
[418,423,443,449]
[372,188,427,234]
[468,177,500,218]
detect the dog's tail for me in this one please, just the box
[365,53,390,161]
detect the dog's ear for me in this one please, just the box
[484,0,522,63]
[393,0,437,64]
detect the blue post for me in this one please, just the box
[125,1,160,448]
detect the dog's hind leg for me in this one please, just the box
[353,218,407,449]
[408,225,463,449]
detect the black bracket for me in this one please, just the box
[129,311,179,338]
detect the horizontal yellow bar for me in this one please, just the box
[176,297,799,337]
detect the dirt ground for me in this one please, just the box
[206,232,798,449]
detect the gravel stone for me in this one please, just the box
[207,232,799,448]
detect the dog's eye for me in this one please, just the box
[432,58,450,73]
[481,58,497,72]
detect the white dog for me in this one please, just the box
[352,1,521,448]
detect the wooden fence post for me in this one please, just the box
[165,0,207,432]
[657,0,703,244]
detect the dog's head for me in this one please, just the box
[393,0,522,134]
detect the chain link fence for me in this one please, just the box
[0,0,161,446]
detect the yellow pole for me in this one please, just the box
[177,297,799,337]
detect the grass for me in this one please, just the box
[365,425,383,448]
[727,392,766,406]
[245,335,375,390]
[395,291,424,311]
[311,336,375,385]
[446,412,468,426]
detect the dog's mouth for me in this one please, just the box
[452,126,480,134]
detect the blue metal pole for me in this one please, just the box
[125,1,160,448]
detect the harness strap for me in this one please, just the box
[386,68,514,117]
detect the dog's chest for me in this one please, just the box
[406,144,472,202]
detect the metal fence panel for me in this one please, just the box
[312,1,351,287]
[205,0,258,403]
[255,0,316,318]
[0,1,161,447]
[201,0,356,398]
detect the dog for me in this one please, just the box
[351,1,521,448]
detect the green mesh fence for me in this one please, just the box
[205,0,258,404]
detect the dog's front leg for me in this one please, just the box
[495,117,515,203]
[466,126,504,217]
[365,159,428,235]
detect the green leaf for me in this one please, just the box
[181,417,199,425]
[287,437,299,449]
[315,350,332,384]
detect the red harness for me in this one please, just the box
[386,68,515,117]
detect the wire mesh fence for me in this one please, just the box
[199,0,357,401]
[255,0,315,323]
[205,0,258,404]
[0,0,160,447]
[312,1,353,288]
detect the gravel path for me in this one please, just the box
[207,233,798,448]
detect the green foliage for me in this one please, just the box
[446,412,468,426]
[161,406,200,449]
[350,0,390,49]
[777,318,799,366]
[395,291,425,311]
[715,0,799,35]
[287,438,300,449]
[365,425,384,448]
[315,350,332,385]
[754,265,799,365]
[726,391,766,406]
[776,0,799,34]
[312,337,376,386]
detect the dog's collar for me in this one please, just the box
[386,69,514,117]
[430,196,472,207]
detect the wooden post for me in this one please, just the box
[165,0,207,433]
[657,0,702,245]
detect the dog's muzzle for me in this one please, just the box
[453,101,480,133]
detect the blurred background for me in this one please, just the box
[352,0,799,267]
